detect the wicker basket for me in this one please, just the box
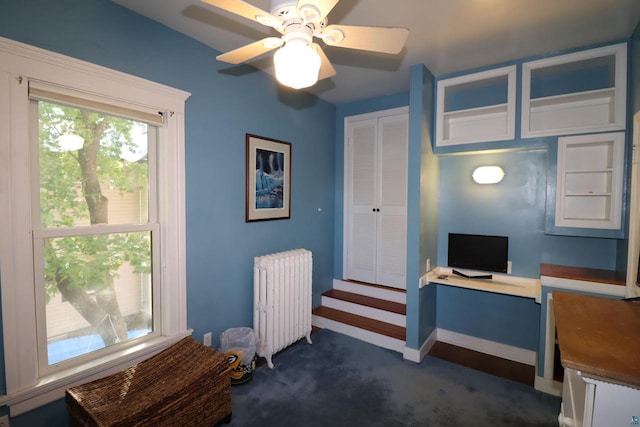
[66,337,232,427]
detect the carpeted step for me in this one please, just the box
[312,306,406,352]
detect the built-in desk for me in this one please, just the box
[426,267,541,302]
[423,267,540,371]
[538,264,628,396]
[554,291,640,426]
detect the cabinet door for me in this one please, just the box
[589,378,640,426]
[345,111,408,289]
[347,119,378,284]
[376,115,408,288]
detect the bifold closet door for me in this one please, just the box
[346,113,407,289]
[347,118,378,285]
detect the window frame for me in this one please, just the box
[0,37,191,416]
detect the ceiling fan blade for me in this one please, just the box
[297,0,339,21]
[201,0,282,28]
[312,43,336,80]
[217,37,282,64]
[322,25,409,54]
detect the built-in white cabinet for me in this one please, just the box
[555,132,624,230]
[559,368,640,427]
[436,66,516,147]
[522,43,627,138]
[344,108,408,289]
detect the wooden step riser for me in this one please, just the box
[333,279,406,304]
[312,315,405,353]
[321,296,406,327]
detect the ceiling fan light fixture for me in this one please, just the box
[322,28,344,46]
[256,14,282,29]
[274,28,321,89]
[298,4,321,23]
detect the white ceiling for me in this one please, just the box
[113,0,640,105]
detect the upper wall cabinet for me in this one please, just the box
[521,43,627,138]
[436,65,516,147]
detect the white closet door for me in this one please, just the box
[347,119,378,283]
[376,114,408,288]
[345,111,408,289]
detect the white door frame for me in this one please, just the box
[625,111,640,298]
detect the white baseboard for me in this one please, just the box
[534,375,563,396]
[403,329,437,363]
[436,328,536,366]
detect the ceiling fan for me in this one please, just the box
[201,0,409,89]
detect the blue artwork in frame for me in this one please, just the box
[246,134,291,222]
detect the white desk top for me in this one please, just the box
[426,267,541,302]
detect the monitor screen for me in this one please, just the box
[448,233,509,274]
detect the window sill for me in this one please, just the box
[1,330,193,417]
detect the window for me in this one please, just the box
[0,37,191,415]
[33,98,157,372]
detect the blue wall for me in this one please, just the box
[407,64,438,349]
[438,286,540,350]
[434,149,546,347]
[2,1,639,423]
[437,149,548,277]
[1,0,336,425]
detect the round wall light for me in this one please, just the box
[472,166,504,184]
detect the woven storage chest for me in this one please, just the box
[66,337,231,427]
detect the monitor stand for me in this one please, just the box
[452,269,492,280]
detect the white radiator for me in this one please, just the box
[254,249,313,368]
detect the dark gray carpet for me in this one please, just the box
[229,329,561,426]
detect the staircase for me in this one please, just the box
[312,280,406,353]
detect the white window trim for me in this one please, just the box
[0,37,191,416]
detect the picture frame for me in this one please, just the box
[246,134,291,222]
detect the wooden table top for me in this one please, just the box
[541,263,626,286]
[553,291,640,387]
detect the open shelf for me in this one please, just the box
[436,66,516,146]
[555,133,624,229]
[529,88,615,133]
[442,104,509,141]
[522,43,626,138]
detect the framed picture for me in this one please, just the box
[246,134,291,222]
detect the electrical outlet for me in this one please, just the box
[0,414,9,427]
[203,332,212,347]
